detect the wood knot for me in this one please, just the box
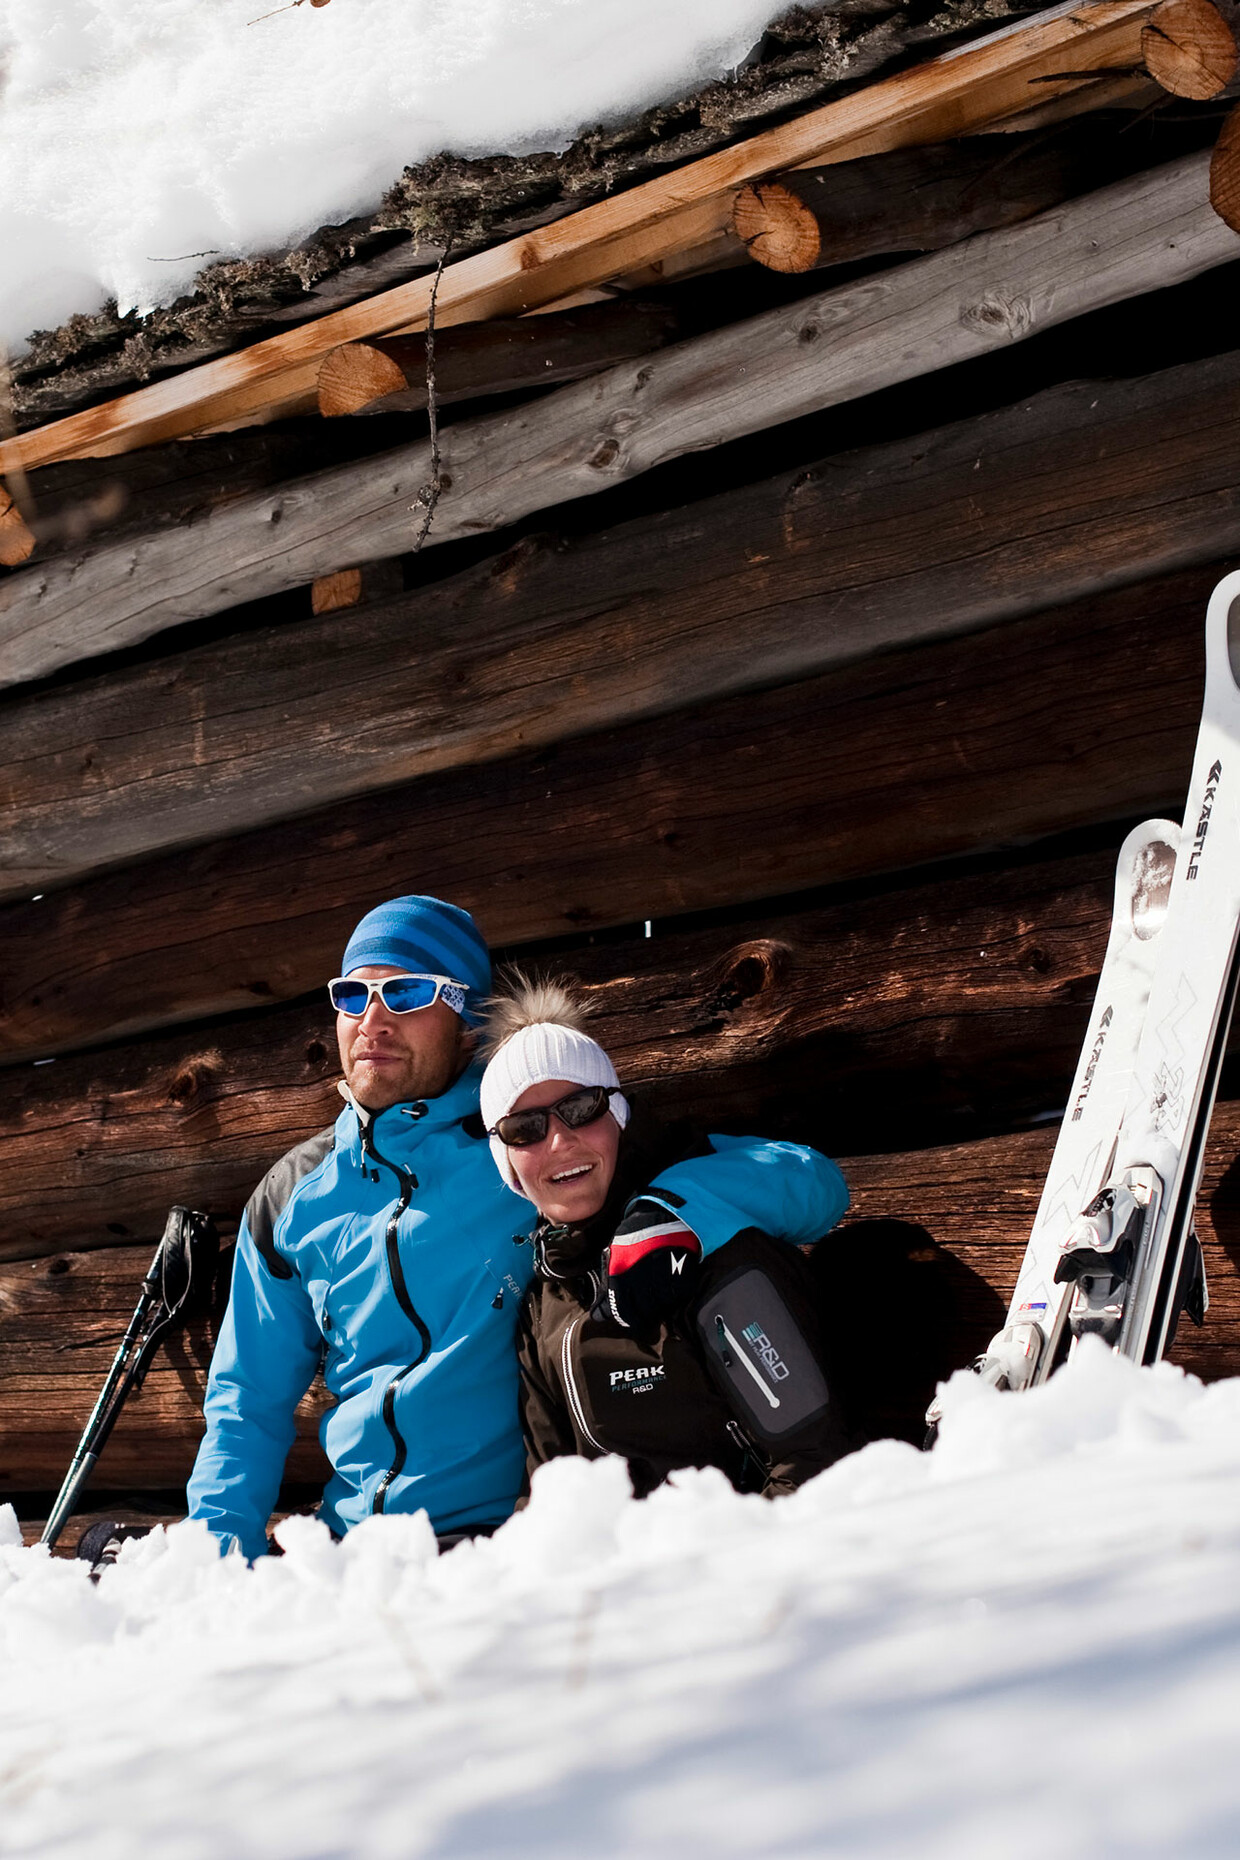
[166,1051,222,1105]
[305,1039,329,1069]
[490,532,559,582]
[960,292,1033,341]
[588,438,621,472]
[46,1256,72,1277]
[1018,945,1054,976]
[704,940,790,1018]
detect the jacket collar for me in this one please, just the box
[335,1064,483,1164]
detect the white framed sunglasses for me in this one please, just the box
[328,972,469,1018]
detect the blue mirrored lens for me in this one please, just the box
[379,976,438,1013]
[329,981,370,1015]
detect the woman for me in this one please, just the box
[480,975,853,1500]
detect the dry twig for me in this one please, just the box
[410,245,452,555]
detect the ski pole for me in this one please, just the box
[40,1207,219,1550]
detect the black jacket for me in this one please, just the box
[515,1122,851,1499]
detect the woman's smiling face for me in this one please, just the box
[506,1077,621,1224]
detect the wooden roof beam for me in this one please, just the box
[316,297,680,418]
[734,121,1164,276]
[0,0,1166,477]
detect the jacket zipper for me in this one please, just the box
[560,1316,607,1455]
[360,1115,432,1514]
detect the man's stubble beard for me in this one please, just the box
[345,1028,474,1113]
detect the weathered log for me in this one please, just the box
[0,558,1215,1067]
[0,843,1129,1259]
[1142,0,1237,95]
[732,127,1115,273]
[317,300,680,417]
[5,1097,1240,1496]
[9,352,1240,902]
[15,418,421,567]
[4,152,1236,691]
[0,1243,329,1497]
[0,1,1163,478]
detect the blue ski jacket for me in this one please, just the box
[187,1064,849,1560]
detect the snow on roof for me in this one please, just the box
[0,0,794,356]
[2,0,1024,428]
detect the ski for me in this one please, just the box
[976,817,1180,1391]
[973,567,1240,1392]
[1061,571,1240,1367]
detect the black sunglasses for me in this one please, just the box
[490,1085,619,1148]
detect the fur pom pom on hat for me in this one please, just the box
[480,975,628,1197]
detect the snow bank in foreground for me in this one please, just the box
[0,0,783,354]
[3,1340,1239,1859]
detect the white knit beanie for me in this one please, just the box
[480,1021,630,1196]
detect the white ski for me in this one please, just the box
[976,817,1179,1391]
[977,569,1240,1390]
[1061,571,1240,1366]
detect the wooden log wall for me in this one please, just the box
[0,842,1129,1262]
[6,343,1240,1521]
[6,347,1240,904]
[0,553,1215,1066]
[3,541,1237,1511]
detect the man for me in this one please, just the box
[186,895,531,1559]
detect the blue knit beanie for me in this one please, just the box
[340,896,491,1024]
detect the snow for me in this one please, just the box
[0,0,785,356]
[2,1340,1239,1858]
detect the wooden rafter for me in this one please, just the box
[0,0,1163,477]
[316,298,680,418]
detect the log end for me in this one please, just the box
[1210,102,1240,232]
[317,342,409,418]
[0,485,35,568]
[732,181,821,274]
[1143,0,1237,99]
[311,568,364,614]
